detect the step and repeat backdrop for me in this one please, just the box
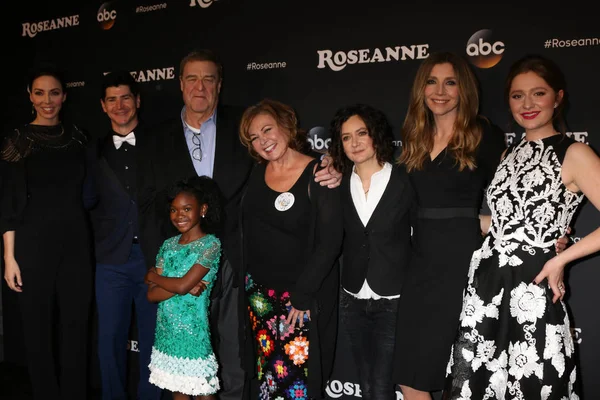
[2,1,598,398]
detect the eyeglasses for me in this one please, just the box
[192,132,202,161]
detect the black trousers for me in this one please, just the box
[339,289,399,400]
[210,258,248,400]
[15,223,93,400]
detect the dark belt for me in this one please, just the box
[417,207,479,219]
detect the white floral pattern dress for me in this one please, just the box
[444,135,582,400]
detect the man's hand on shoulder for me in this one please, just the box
[314,154,342,189]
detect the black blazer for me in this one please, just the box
[137,105,253,272]
[340,164,416,296]
[86,129,145,265]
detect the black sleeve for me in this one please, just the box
[478,118,507,186]
[137,133,168,269]
[0,150,27,235]
[290,176,343,311]
[82,138,99,211]
[478,118,507,216]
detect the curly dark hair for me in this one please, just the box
[328,104,395,174]
[166,175,224,234]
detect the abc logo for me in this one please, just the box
[466,29,505,68]
[97,2,117,30]
[307,126,331,154]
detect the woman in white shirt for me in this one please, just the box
[329,104,416,399]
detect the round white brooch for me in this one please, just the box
[274,192,295,211]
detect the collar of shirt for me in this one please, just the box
[180,106,217,136]
[180,106,218,178]
[350,162,392,227]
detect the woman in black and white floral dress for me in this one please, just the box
[444,55,600,400]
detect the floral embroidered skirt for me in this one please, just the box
[246,274,311,400]
[444,237,578,399]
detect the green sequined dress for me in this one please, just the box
[148,234,221,395]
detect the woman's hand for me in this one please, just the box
[4,257,23,292]
[286,302,310,329]
[533,256,567,304]
[189,280,209,297]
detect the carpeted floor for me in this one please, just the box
[0,362,102,400]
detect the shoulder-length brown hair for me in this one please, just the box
[398,52,482,172]
[239,98,308,162]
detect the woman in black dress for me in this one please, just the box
[392,52,506,400]
[1,64,93,400]
[238,99,343,399]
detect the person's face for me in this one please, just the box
[341,115,377,166]
[29,75,66,125]
[101,85,140,131]
[509,71,563,133]
[170,192,206,235]
[424,63,459,118]
[180,60,221,118]
[248,113,291,162]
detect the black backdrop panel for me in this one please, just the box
[2,1,599,399]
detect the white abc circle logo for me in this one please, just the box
[97,9,117,22]
[97,2,117,30]
[466,29,505,68]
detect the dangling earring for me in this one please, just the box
[554,102,558,109]
[31,105,35,115]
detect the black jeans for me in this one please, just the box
[339,289,399,400]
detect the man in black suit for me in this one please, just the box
[137,49,253,400]
[88,71,161,400]
[137,49,341,400]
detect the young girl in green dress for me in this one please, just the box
[145,175,223,399]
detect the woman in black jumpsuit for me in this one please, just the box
[1,64,93,400]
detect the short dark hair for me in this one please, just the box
[329,104,395,174]
[179,49,223,81]
[166,176,224,234]
[100,70,140,100]
[27,62,66,92]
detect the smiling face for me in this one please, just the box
[424,62,459,118]
[509,71,563,136]
[101,85,140,133]
[29,75,66,125]
[341,115,377,167]
[248,113,291,162]
[170,192,206,236]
